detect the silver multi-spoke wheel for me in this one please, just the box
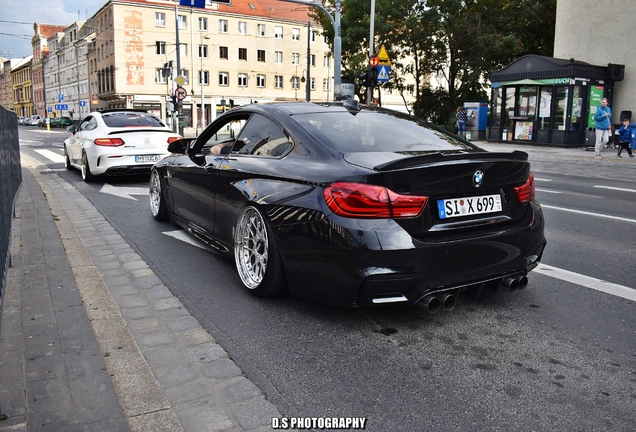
[81,152,95,182]
[149,169,168,221]
[235,207,269,289]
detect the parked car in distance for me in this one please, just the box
[50,116,73,128]
[149,101,546,310]
[17,116,27,125]
[64,109,182,182]
[25,115,41,125]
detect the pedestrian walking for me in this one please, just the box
[594,97,612,158]
[616,118,635,158]
[456,106,468,140]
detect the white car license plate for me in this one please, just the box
[135,155,160,163]
[437,194,502,219]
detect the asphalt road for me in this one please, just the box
[18,126,636,431]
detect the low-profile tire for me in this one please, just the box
[149,169,169,221]
[64,146,72,171]
[81,151,96,182]
[234,206,286,297]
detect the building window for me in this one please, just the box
[179,44,187,57]
[219,19,228,33]
[291,76,299,89]
[324,56,331,68]
[292,29,300,41]
[275,26,283,39]
[155,13,165,27]
[258,24,265,36]
[219,46,228,59]
[238,21,247,35]
[199,70,209,85]
[292,53,299,65]
[323,78,330,91]
[199,45,208,58]
[238,73,248,87]
[257,74,265,88]
[275,75,283,89]
[310,78,315,91]
[311,30,317,42]
[180,69,189,85]
[257,49,265,62]
[178,15,187,30]
[198,17,207,31]
[275,51,282,64]
[238,48,247,61]
[310,54,316,67]
[407,85,414,95]
[219,72,229,86]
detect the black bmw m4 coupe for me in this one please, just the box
[149,101,546,309]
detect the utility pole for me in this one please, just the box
[367,0,375,104]
[174,0,184,136]
[306,22,311,102]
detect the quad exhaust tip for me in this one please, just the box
[420,292,456,313]
[499,275,528,293]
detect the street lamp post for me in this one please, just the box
[281,0,342,100]
[201,34,210,131]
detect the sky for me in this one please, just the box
[0,0,106,59]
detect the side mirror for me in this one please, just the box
[66,125,76,134]
[167,138,195,154]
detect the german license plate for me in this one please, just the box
[135,155,160,163]
[437,194,502,219]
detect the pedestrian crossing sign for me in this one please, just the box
[377,65,390,83]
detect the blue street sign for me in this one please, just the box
[47,106,52,113]
[58,94,64,102]
[377,65,390,83]
[180,0,206,7]
[79,100,86,107]
[54,104,68,110]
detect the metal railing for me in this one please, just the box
[0,105,21,299]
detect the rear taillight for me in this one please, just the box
[94,138,125,146]
[167,136,182,144]
[514,173,535,203]
[323,182,428,219]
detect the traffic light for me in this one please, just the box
[358,71,369,88]
[367,66,378,88]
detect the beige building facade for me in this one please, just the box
[11,56,34,118]
[87,0,334,131]
[554,0,636,121]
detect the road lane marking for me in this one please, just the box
[535,264,636,302]
[34,149,65,163]
[534,177,552,182]
[162,230,213,252]
[541,204,636,224]
[594,185,636,193]
[535,188,562,194]
[99,183,148,200]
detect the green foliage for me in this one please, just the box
[316,0,555,125]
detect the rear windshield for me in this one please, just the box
[102,112,167,128]
[293,111,474,153]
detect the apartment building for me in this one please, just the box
[32,24,68,119]
[42,22,94,123]
[84,0,333,130]
[0,59,12,110]
[11,56,34,117]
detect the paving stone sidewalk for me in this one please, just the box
[0,155,280,431]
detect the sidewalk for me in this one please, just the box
[0,154,278,431]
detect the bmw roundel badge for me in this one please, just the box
[473,170,484,187]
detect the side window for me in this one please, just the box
[79,117,93,131]
[232,114,293,157]
[194,114,250,154]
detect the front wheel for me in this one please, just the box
[81,152,95,182]
[64,146,72,170]
[149,169,168,221]
[234,206,286,297]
